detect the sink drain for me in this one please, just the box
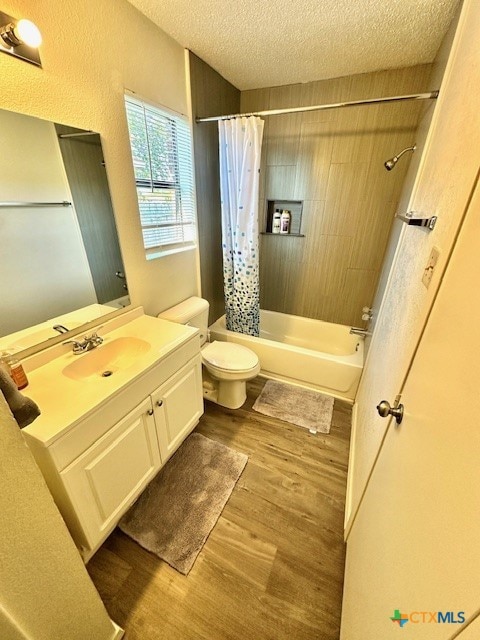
[102,370,113,377]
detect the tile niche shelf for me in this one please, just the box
[263,200,304,236]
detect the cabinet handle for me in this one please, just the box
[156,400,163,407]
[147,409,154,416]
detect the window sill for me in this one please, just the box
[146,244,197,260]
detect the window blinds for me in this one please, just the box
[125,97,196,258]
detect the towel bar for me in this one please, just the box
[0,200,72,208]
[396,211,437,230]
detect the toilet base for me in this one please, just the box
[202,383,219,405]
[202,373,247,410]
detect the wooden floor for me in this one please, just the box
[88,378,351,640]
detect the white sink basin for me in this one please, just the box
[24,312,199,444]
[62,337,151,380]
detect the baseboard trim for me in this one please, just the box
[343,401,358,540]
[111,620,125,639]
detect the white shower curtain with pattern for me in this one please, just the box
[218,116,264,336]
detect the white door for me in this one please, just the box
[345,0,480,532]
[340,172,480,638]
[452,614,480,640]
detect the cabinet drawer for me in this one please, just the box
[60,397,160,549]
[50,337,199,469]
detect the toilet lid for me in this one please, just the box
[202,341,259,371]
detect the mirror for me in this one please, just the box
[0,109,130,354]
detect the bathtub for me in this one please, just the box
[209,310,364,402]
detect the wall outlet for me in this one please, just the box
[422,246,440,288]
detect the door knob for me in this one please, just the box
[156,400,163,407]
[376,400,404,424]
[147,409,154,416]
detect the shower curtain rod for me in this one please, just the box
[196,90,439,123]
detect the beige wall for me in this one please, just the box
[0,3,198,636]
[189,52,240,324]
[241,65,432,326]
[341,3,479,633]
[344,0,476,533]
[367,1,463,352]
[0,0,199,318]
[0,398,116,639]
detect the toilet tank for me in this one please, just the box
[158,297,209,345]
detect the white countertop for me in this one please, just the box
[23,313,198,445]
[0,303,120,353]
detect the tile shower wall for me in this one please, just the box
[189,52,241,324]
[241,65,432,326]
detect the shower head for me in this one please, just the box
[384,158,397,171]
[384,145,417,171]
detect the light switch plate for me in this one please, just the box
[422,246,440,288]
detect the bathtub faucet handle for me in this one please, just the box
[362,306,373,321]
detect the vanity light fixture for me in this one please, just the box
[0,11,42,67]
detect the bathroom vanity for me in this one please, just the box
[22,308,203,561]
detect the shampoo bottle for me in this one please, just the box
[272,209,281,234]
[280,209,291,234]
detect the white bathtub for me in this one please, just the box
[209,310,364,402]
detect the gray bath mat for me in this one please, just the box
[253,380,334,434]
[119,432,248,575]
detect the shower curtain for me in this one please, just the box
[218,116,264,336]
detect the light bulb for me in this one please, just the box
[16,19,42,47]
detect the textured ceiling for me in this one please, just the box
[127,0,460,90]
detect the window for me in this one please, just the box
[124,96,196,259]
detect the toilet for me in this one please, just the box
[158,297,260,409]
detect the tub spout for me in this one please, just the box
[350,327,369,337]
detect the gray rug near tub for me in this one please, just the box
[253,380,334,434]
[119,432,248,575]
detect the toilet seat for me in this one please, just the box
[202,341,259,373]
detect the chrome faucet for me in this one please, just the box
[53,324,70,334]
[64,332,103,354]
[350,327,369,337]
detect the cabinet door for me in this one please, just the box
[152,356,203,462]
[61,397,161,550]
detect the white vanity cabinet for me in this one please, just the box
[23,325,204,562]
